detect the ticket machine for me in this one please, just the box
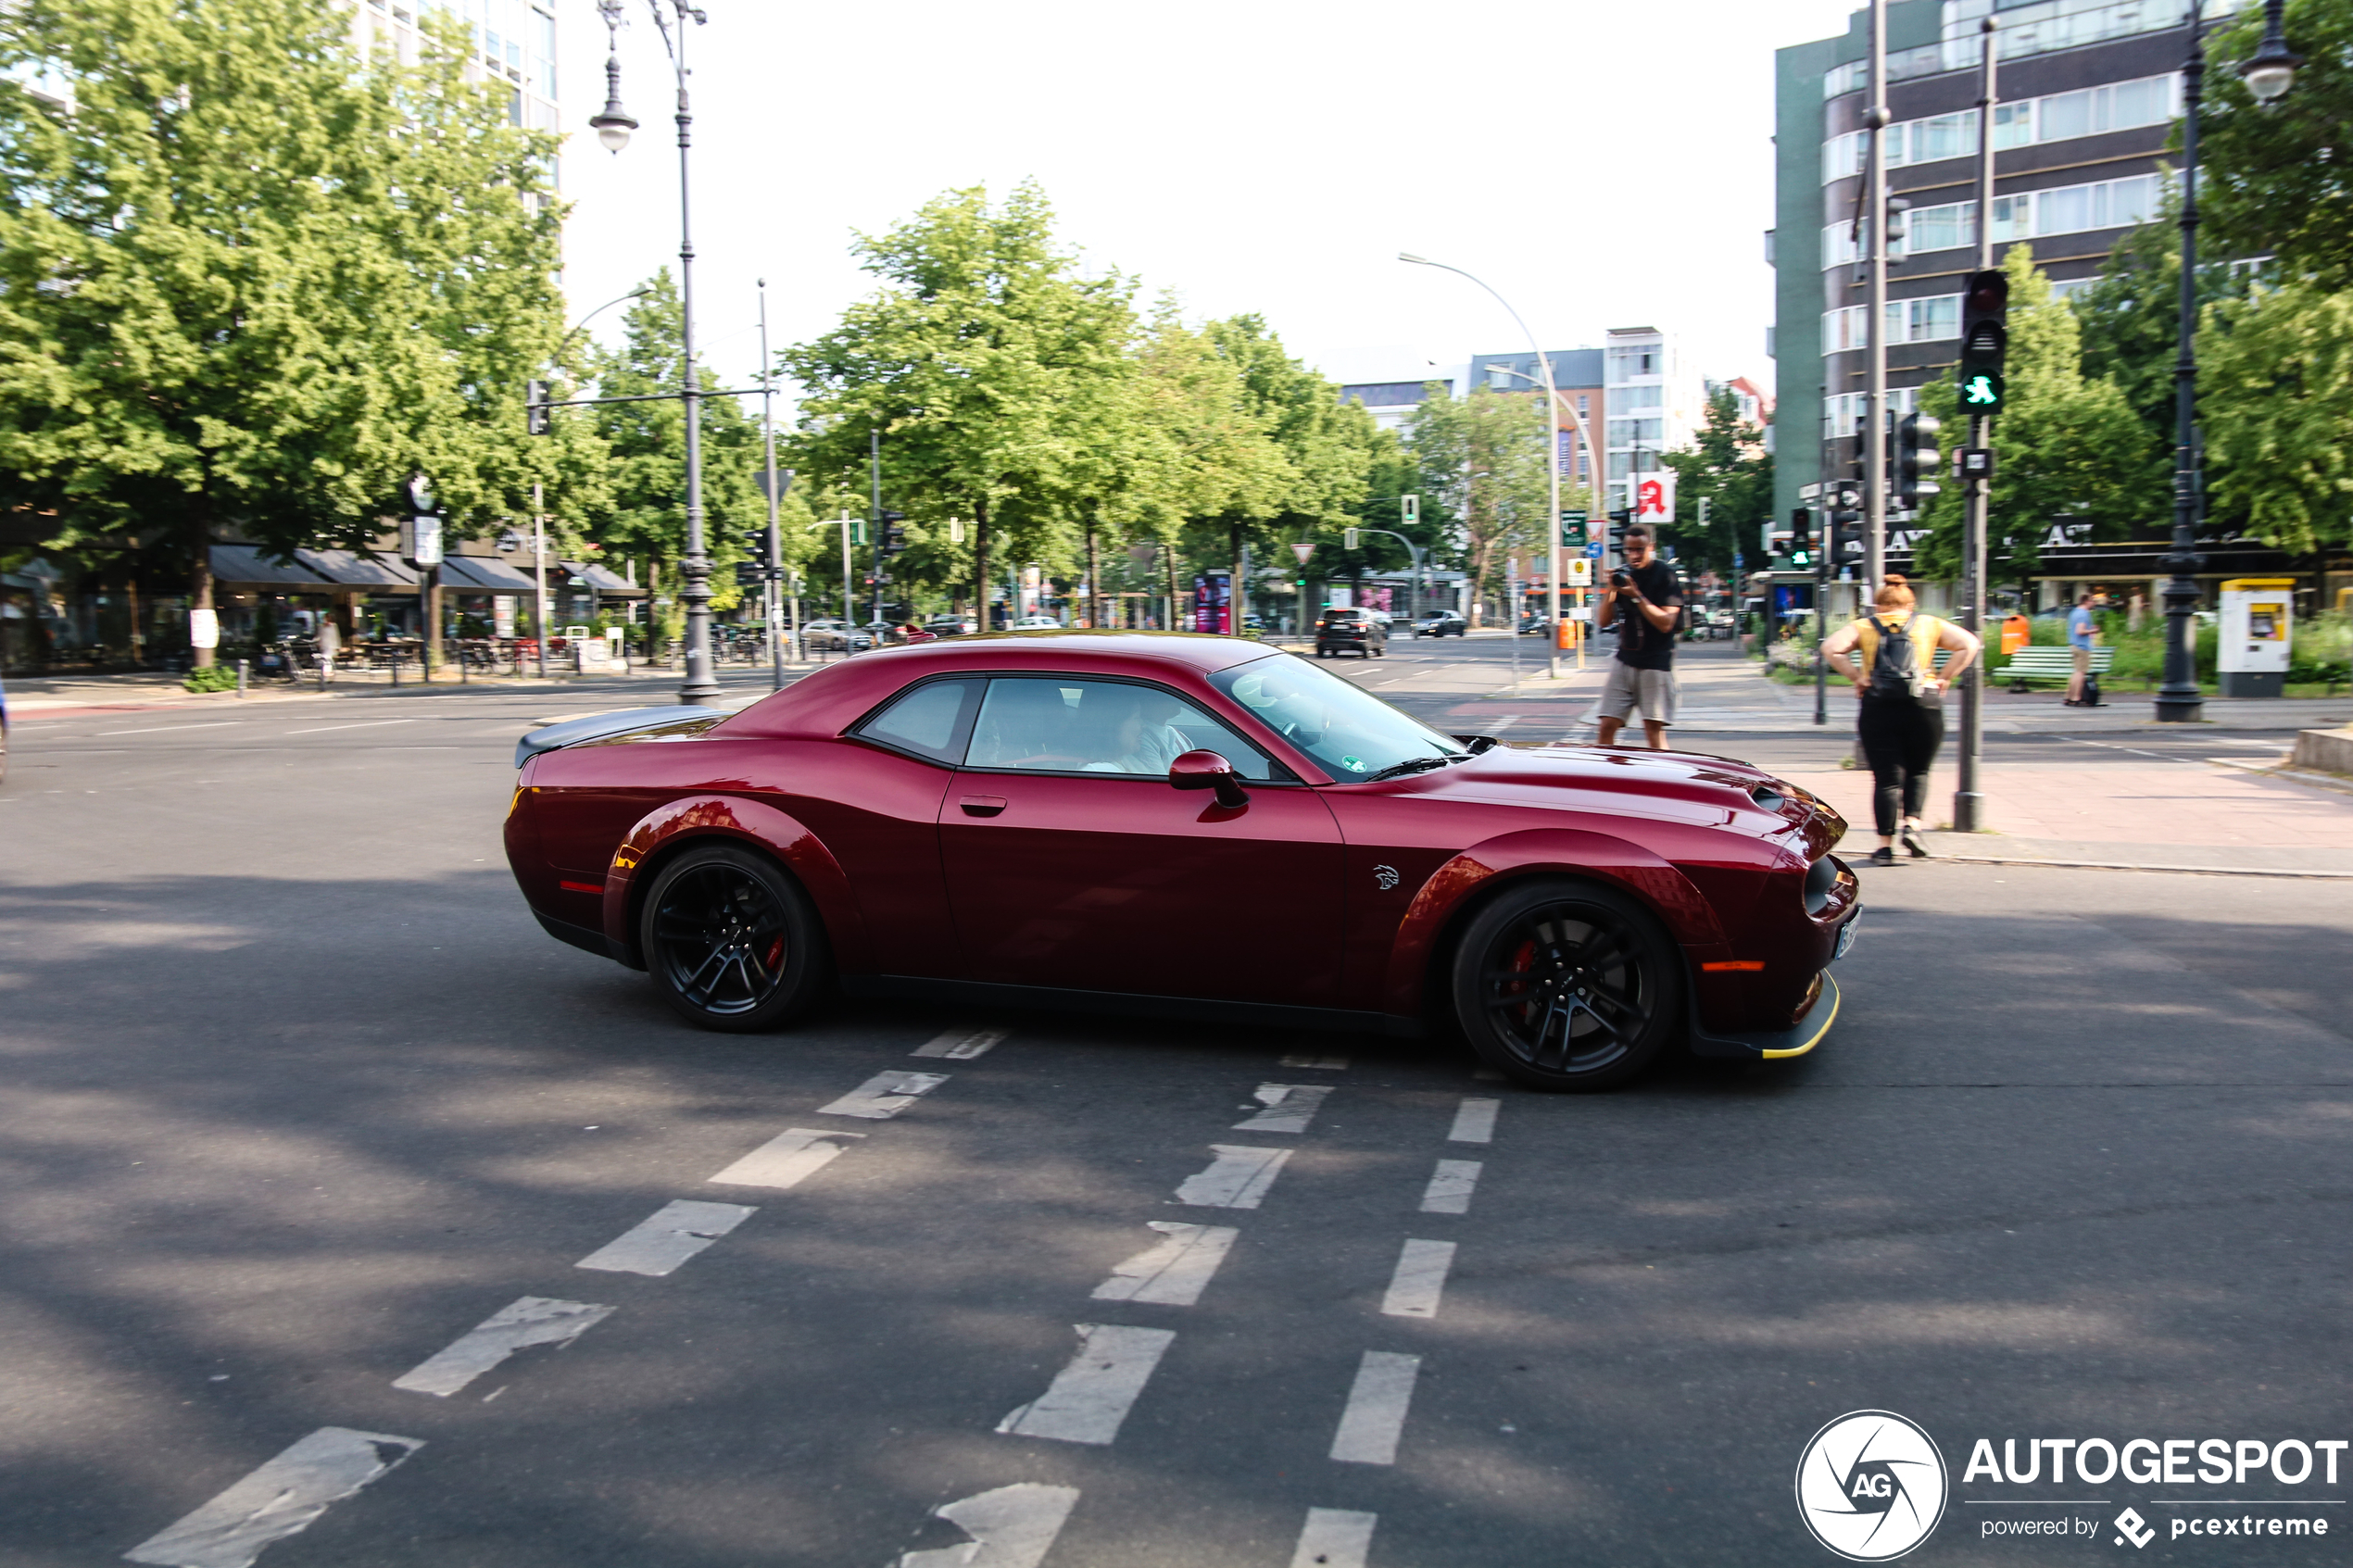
[2219,577,2295,697]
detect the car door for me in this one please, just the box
[938,675,1345,1006]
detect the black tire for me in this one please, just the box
[1450,877,1680,1092]
[638,844,829,1033]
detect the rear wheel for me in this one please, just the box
[639,844,829,1033]
[1451,878,1680,1092]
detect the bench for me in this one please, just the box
[1994,645,2113,692]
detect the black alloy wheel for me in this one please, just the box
[639,844,827,1033]
[1451,878,1679,1091]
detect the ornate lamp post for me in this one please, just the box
[2158,0,2296,721]
[590,0,720,704]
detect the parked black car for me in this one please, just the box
[1412,611,1467,638]
[1315,608,1388,659]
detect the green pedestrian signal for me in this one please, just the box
[1962,372,2004,408]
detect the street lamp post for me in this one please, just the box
[591,0,720,705]
[2157,0,2296,721]
[1400,255,1566,678]
[1485,362,1603,664]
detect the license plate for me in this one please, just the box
[1833,916,1860,962]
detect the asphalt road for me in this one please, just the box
[3,649,2349,1567]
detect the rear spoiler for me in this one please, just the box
[515,707,726,769]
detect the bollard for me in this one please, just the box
[390,655,399,688]
[236,659,248,697]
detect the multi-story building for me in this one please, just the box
[344,0,560,137]
[1771,0,2222,528]
[1335,369,1467,435]
[1601,328,1706,511]
[1467,349,1605,495]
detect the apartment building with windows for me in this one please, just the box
[346,0,560,138]
[1769,0,2233,526]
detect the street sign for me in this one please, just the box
[1584,542,1604,559]
[1566,558,1592,586]
[1559,508,1589,548]
[400,513,443,568]
[1634,472,1676,525]
[1291,543,1315,565]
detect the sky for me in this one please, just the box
[553,0,1861,408]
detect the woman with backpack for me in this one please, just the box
[1821,576,1982,866]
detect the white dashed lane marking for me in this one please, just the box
[1329,1351,1421,1465]
[1232,1083,1332,1134]
[574,1199,756,1276]
[913,1026,1009,1060]
[1278,1052,1351,1070]
[1379,1239,1456,1319]
[1172,1145,1292,1209]
[282,720,415,735]
[1420,1159,1483,1215]
[995,1323,1176,1446]
[1290,1508,1379,1568]
[1449,1097,1500,1144]
[819,1070,950,1119]
[896,1483,1081,1568]
[123,1427,423,1568]
[707,1127,865,1189]
[392,1296,614,1398]
[1089,1222,1239,1307]
[98,721,242,736]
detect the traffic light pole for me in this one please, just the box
[2155,0,2208,722]
[870,428,885,634]
[760,281,786,689]
[1814,548,1830,726]
[1954,15,1996,832]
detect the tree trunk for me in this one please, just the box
[974,495,990,632]
[1086,521,1099,630]
[189,518,216,668]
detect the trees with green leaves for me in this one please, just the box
[2199,282,2353,553]
[1405,386,1550,622]
[1662,386,1772,574]
[2198,0,2353,293]
[585,272,765,641]
[1912,245,2161,580]
[0,0,583,663]
[781,182,1140,623]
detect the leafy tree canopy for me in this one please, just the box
[2200,280,2353,552]
[2198,0,2353,292]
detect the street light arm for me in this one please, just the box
[1482,363,1603,475]
[558,287,652,363]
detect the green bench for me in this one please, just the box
[1994,645,2113,692]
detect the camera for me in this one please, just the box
[1609,569,1632,590]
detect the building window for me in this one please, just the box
[1823,73,2180,186]
[1607,419,1664,446]
[1610,383,1662,410]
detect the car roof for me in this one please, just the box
[715,632,1283,738]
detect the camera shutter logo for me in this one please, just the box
[1795,1411,1948,1561]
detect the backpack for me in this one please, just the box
[1861,614,1940,705]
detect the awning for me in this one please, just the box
[210,545,336,588]
[437,554,541,592]
[296,548,419,587]
[560,562,646,597]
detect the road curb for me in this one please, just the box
[1911,851,2353,880]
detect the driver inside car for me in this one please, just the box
[1074,684,1190,775]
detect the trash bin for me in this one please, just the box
[2219,577,2295,697]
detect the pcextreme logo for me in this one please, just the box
[1797,1411,1950,1562]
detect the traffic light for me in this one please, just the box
[1606,508,1632,552]
[1401,495,1419,526]
[733,562,766,588]
[1343,526,1360,550]
[1958,269,2008,413]
[1789,507,1813,569]
[1894,412,1942,509]
[525,380,550,436]
[1827,487,1863,572]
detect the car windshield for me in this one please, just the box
[1212,653,1464,780]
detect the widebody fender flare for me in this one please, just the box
[602,795,866,972]
[1380,826,1730,1017]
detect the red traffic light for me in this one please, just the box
[1964,269,2007,316]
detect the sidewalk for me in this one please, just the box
[0,662,812,721]
[1483,644,2353,734]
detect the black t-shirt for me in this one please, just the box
[1612,560,1682,671]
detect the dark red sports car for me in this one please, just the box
[505,633,1857,1090]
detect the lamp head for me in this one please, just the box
[2240,50,2297,103]
[1398,251,1430,265]
[591,105,636,153]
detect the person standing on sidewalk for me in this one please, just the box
[2065,592,2097,707]
[1822,577,1982,866]
[1593,524,1682,750]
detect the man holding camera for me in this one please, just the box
[1593,523,1682,749]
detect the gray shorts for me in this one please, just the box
[1598,660,1678,724]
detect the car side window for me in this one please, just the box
[965,678,1276,781]
[853,678,981,765]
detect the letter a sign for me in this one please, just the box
[1634,472,1676,525]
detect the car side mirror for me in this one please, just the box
[1169,748,1250,809]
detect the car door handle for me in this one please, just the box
[959,795,1008,817]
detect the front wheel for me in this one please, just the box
[1450,878,1680,1092]
[639,844,830,1033]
